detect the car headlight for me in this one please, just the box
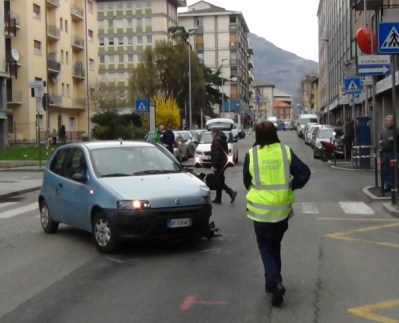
[117,200,151,210]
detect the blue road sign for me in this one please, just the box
[378,22,399,54]
[135,98,149,114]
[344,77,362,94]
[358,64,390,76]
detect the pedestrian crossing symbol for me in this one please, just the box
[378,22,399,54]
[344,77,361,94]
[135,98,149,114]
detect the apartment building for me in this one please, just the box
[96,0,186,100]
[0,0,9,148]
[178,1,253,120]
[300,74,319,115]
[318,0,399,142]
[3,0,98,144]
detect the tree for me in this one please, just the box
[152,95,180,128]
[89,84,128,113]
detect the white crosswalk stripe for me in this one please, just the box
[295,202,319,214]
[0,202,18,209]
[0,203,38,219]
[338,201,374,214]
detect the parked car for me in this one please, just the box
[175,130,198,157]
[194,130,238,167]
[144,130,189,162]
[313,126,338,159]
[304,123,318,145]
[308,124,324,147]
[283,121,294,131]
[38,141,214,253]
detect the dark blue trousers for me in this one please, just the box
[253,218,288,287]
[382,151,393,189]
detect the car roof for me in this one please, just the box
[58,140,154,150]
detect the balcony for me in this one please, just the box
[6,60,19,78]
[49,95,62,107]
[7,90,22,104]
[4,12,20,37]
[73,98,86,109]
[72,35,85,50]
[70,5,84,20]
[47,25,60,40]
[72,62,85,79]
[352,0,382,10]
[47,53,61,73]
[248,59,254,69]
[46,0,60,8]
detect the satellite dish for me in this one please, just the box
[11,48,20,61]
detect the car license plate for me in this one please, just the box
[167,218,192,228]
[202,156,211,160]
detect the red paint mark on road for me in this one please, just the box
[180,295,228,311]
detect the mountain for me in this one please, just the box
[249,33,318,103]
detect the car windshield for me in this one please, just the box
[90,146,181,177]
[178,132,191,141]
[319,128,334,138]
[200,132,213,144]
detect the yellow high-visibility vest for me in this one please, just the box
[246,143,294,223]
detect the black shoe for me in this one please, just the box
[270,283,286,307]
[212,199,221,204]
[230,191,237,204]
[265,284,274,293]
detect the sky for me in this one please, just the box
[183,0,320,62]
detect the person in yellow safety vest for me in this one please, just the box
[243,121,311,307]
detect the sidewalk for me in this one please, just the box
[0,161,44,201]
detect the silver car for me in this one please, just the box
[38,141,214,253]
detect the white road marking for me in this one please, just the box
[339,201,374,215]
[297,202,319,214]
[0,203,38,219]
[0,202,18,209]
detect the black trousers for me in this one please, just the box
[214,168,233,201]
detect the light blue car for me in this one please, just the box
[38,140,214,253]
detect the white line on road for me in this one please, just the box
[338,202,374,215]
[0,202,18,209]
[296,202,319,214]
[0,203,38,219]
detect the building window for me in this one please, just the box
[88,30,93,41]
[89,59,95,71]
[109,38,114,46]
[61,50,64,63]
[145,0,151,7]
[108,19,113,28]
[137,35,142,45]
[69,117,75,130]
[128,54,133,62]
[34,40,42,55]
[109,55,114,64]
[118,36,124,45]
[66,51,69,64]
[33,4,41,20]
[146,17,152,28]
[98,2,104,10]
[99,55,105,64]
[116,1,123,9]
[126,1,133,9]
[127,36,133,45]
[118,54,124,63]
[65,20,68,33]
[66,84,70,97]
[62,83,65,96]
[88,1,93,13]
[60,18,63,31]
[99,37,104,47]
[146,35,152,45]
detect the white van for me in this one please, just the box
[205,117,234,130]
[297,114,318,138]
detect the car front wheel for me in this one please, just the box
[92,212,118,253]
[40,201,59,233]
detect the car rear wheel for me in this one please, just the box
[92,212,118,253]
[40,201,59,233]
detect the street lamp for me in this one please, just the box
[221,58,227,116]
[320,38,330,125]
[188,28,197,130]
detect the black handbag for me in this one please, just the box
[205,173,220,190]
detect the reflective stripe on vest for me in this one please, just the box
[246,143,294,223]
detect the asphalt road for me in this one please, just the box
[1,131,399,323]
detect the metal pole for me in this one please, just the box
[188,45,192,130]
[391,57,398,204]
[221,58,227,117]
[326,39,330,125]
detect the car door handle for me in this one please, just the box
[58,183,63,188]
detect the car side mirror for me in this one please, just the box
[72,173,87,183]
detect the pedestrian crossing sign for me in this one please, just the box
[378,22,399,54]
[344,77,361,94]
[135,98,149,114]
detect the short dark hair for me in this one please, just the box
[255,121,280,147]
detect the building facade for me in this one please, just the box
[318,0,399,144]
[3,0,99,144]
[97,0,186,102]
[178,0,253,120]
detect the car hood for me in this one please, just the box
[196,143,211,152]
[98,172,209,207]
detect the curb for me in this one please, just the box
[382,202,399,218]
[362,186,390,201]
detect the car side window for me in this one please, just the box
[49,148,70,176]
[64,148,87,179]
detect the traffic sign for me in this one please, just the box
[135,98,149,114]
[378,22,399,54]
[28,80,46,88]
[358,54,391,76]
[344,77,362,94]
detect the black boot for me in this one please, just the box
[212,190,222,204]
[228,190,237,204]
